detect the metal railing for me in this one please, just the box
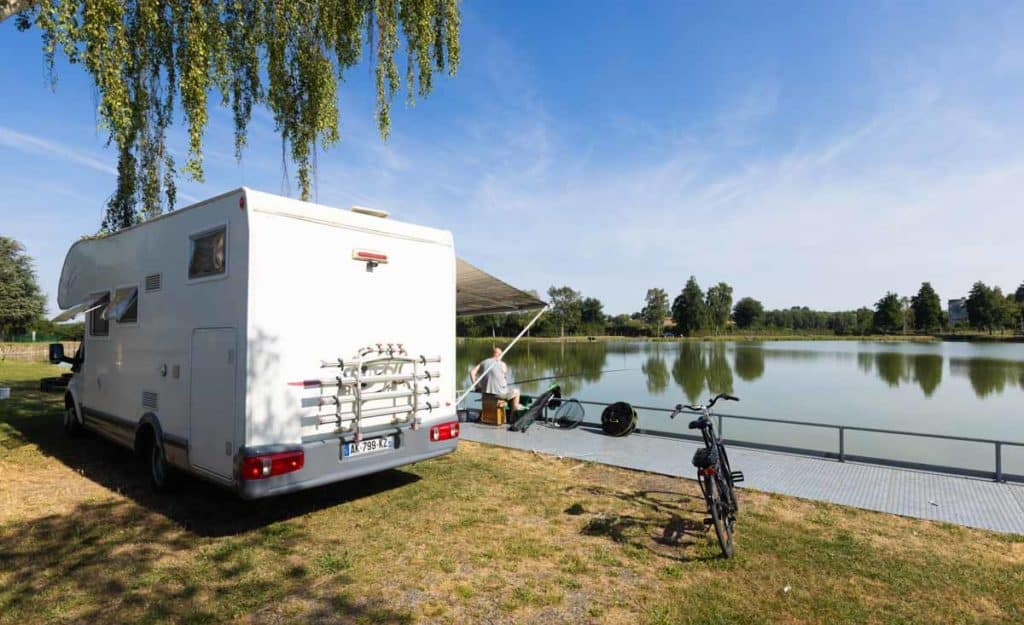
[526,398,1024,483]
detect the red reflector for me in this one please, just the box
[429,421,460,442]
[287,379,322,388]
[352,249,388,263]
[240,450,304,480]
[698,467,717,477]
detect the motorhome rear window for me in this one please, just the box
[189,227,226,279]
[89,293,110,336]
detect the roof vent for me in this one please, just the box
[350,205,389,219]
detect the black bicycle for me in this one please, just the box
[671,393,744,558]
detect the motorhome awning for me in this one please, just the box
[51,293,107,322]
[456,258,545,316]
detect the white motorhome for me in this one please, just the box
[52,188,542,498]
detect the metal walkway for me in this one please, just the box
[462,422,1024,535]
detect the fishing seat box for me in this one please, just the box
[480,394,507,425]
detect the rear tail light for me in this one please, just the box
[430,421,460,442]
[241,450,304,480]
[698,467,716,477]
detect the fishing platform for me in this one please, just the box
[459,400,1024,535]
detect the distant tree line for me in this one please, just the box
[457,285,634,338]
[457,277,1024,338]
[4,233,1016,343]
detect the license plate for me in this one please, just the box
[343,436,394,458]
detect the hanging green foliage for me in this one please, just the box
[10,0,460,230]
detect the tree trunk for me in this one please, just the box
[1,0,37,23]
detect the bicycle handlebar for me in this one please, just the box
[669,393,740,419]
[710,393,740,407]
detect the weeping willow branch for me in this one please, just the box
[11,0,461,231]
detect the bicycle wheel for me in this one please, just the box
[704,473,734,558]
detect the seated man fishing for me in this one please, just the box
[469,346,521,412]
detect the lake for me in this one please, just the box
[456,339,1024,476]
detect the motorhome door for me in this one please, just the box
[189,328,237,478]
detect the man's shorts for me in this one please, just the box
[492,388,519,401]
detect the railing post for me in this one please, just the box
[838,427,845,462]
[995,442,1003,482]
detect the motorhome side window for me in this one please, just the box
[189,227,226,279]
[111,286,139,323]
[89,293,110,336]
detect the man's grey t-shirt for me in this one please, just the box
[478,357,509,395]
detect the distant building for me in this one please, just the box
[948,298,968,324]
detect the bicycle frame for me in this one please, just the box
[671,393,742,557]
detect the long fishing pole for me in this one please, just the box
[513,367,634,385]
[457,367,635,397]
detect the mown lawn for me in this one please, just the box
[1,361,1022,624]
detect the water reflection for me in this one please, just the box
[641,350,669,395]
[733,345,765,382]
[671,343,705,402]
[456,339,608,397]
[912,354,943,397]
[854,352,942,396]
[671,343,734,402]
[949,358,1024,398]
[874,352,910,388]
[457,339,1024,402]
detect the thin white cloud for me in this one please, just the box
[0,126,117,176]
[317,63,1024,315]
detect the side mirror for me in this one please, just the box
[48,343,65,365]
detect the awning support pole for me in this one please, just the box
[454,304,550,408]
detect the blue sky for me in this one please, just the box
[2,1,1023,316]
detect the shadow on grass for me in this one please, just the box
[0,496,416,624]
[0,372,427,622]
[573,484,724,562]
[0,375,420,538]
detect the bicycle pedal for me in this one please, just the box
[730,471,745,483]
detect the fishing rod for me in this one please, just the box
[513,367,634,386]
[456,368,635,398]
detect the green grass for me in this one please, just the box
[1,360,1022,624]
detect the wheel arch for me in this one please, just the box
[63,390,82,422]
[134,412,164,457]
